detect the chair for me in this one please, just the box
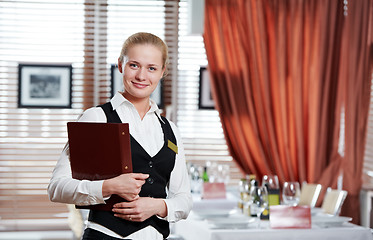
[321,188,348,215]
[298,183,322,207]
[67,204,89,240]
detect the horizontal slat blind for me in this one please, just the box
[0,0,96,231]
[177,0,244,185]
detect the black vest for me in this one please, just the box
[88,102,177,239]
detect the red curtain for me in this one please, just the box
[339,0,373,221]
[203,0,373,223]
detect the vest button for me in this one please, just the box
[148,177,154,184]
[149,161,153,168]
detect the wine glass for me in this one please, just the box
[188,164,202,194]
[217,164,230,184]
[249,186,268,228]
[282,181,301,206]
[262,175,279,189]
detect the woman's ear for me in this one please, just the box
[117,58,123,73]
[161,67,166,78]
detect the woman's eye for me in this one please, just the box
[149,67,156,71]
[129,63,138,68]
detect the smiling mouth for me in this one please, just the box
[132,81,149,89]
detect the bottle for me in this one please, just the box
[246,174,259,186]
[248,176,260,218]
[242,174,256,215]
[238,178,248,211]
[202,166,209,182]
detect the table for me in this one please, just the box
[175,194,373,240]
[175,213,373,240]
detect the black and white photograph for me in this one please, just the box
[198,66,215,109]
[111,64,164,108]
[18,64,72,108]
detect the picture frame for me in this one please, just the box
[111,64,164,108]
[198,66,215,109]
[18,63,72,108]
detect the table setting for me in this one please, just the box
[175,171,373,240]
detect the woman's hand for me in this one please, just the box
[102,173,149,201]
[112,197,167,222]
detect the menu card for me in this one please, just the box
[269,205,311,229]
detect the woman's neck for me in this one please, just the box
[122,92,150,120]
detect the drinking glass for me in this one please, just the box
[262,175,279,189]
[188,164,202,194]
[282,181,301,206]
[250,186,268,228]
[217,164,230,184]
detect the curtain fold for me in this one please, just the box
[339,0,373,221]
[204,0,373,223]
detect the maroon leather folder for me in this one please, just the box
[67,122,132,211]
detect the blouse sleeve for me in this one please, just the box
[47,107,108,205]
[162,121,193,222]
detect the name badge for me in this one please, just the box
[168,140,178,154]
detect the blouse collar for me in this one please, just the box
[110,92,164,123]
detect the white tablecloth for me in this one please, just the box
[175,195,373,240]
[175,214,373,240]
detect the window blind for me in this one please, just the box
[0,0,87,231]
[176,0,244,185]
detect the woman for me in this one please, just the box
[48,32,193,240]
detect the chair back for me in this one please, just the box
[321,188,348,215]
[298,183,322,207]
[67,204,89,239]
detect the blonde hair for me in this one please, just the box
[118,32,169,76]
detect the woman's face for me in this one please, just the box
[118,44,165,102]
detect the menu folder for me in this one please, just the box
[67,122,132,211]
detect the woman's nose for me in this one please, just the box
[135,68,146,81]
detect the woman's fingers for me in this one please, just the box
[112,201,139,221]
[118,193,139,202]
[131,173,149,180]
[113,213,137,222]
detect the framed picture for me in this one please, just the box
[18,63,72,108]
[198,67,215,109]
[111,64,164,108]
